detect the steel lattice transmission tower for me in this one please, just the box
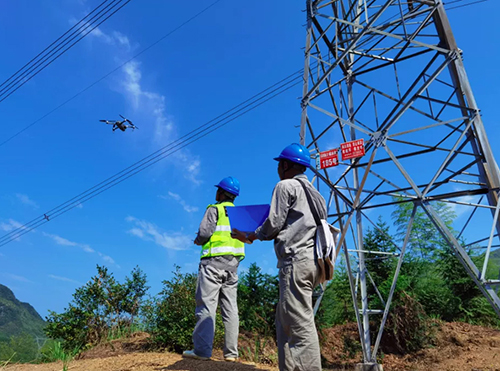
[300,0,500,365]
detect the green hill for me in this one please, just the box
[490,248,500,270]
[0,284,45,343]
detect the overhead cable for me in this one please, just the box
[446,0,489,10]
[0,64,314,248]
[0,0,222,148]
[0,0,131,103]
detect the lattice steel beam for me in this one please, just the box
[303,0,500,365]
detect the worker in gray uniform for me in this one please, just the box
[233,143,326,371]
[183,176,245,362]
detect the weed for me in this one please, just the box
[40,341,79,370]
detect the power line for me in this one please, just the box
[0,0,131,103]
[0,65,310,247]
[0,0,223,148]
[446,0,490,10]
[0,0,110,91]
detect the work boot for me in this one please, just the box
[225,357,237,362]
[182,350,210,361]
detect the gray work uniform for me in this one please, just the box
[256,174,326,371]
[193,204,240,359]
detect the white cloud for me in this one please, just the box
[128,227,145,238]
[69,15,131,51]
[42,233,120,266]
[159,192,199,213]
[447,188,478,219]
[15,193,39,209]
[121,60,202,185]
[126,216,192,250]
[3,273,33,283]
[0,219,28,241]
[43,233,77,247]
[97,252,118,267]
[81,19,203,185]
[48,275,81,285]
[43,232,95,253]
[92,28,131,49]
[112,31,131,48]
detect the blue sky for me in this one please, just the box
[0,0,499,318]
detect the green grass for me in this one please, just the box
[40,341,79,371]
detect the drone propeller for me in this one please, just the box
[99,120,107,122]
[119,114,126,120]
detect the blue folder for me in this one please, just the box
[226,204,270,232]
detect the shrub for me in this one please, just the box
[45,265,149,351]
[0,333,38,363]
[145,266,224,353]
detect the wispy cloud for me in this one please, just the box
[48,274,82,285]
[92,28,131,50]
[120,55,202,185]
[68,16,132,51]
[0,219,24,232]
[0,219,28,242]
[159,192,199,213]
[98,252,116,265]
[42,233,119,266]
[78,17,203,185]
[126,216,192,250]
[447,187,478,219]
[15,193,39,209]
[43,233,95,253]
[3,273,33,283]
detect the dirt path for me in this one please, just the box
[4,322,500,370]
[5,352,278,371]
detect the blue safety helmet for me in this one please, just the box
[215,176,240,196]
[274,143,311,167]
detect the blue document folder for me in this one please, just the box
[226,204,270,232]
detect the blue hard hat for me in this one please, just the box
[274,143,311,167]
[215,176,240,196]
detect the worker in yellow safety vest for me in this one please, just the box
[183,176,244,362]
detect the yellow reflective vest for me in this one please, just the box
[201,202,245,259]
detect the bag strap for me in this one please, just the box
[296,178,322,226]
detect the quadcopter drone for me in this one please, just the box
[100,115,138,132]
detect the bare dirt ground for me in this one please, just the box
[320,322,500,370]
[4,322,500,371]
[4,352,277,371]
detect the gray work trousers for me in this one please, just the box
[276,258,321,371]
[192,263,239,358]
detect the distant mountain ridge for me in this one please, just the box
[0,284,45,342]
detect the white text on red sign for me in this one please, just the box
[341,139,365,161]
[319,149,339,169]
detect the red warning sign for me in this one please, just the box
[319,149,339,169]
[341,139,365,161]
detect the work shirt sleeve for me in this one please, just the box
[255,182,292,241]
[194,206,218,245]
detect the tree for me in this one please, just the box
[237,263,278,335]
[316,258,355,328]
[391,198,456,262]
[45,265,149,350]
[363,217,397,292]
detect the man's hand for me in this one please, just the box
[231,229,256,244]
[193,235,201,246]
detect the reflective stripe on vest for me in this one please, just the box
[201,202,245,259]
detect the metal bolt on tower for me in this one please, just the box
[300,0,500,365]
